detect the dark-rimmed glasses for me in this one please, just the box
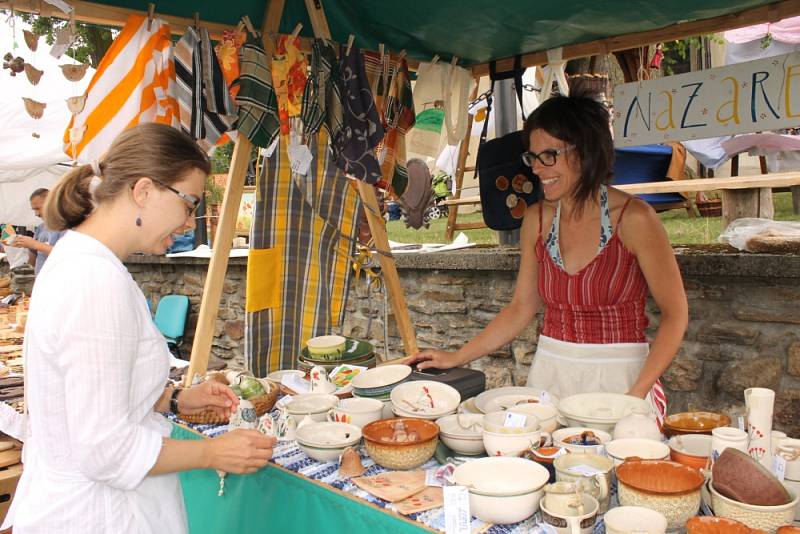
[521,145,575,167]
[151,178,201,217]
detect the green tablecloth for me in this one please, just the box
[171,424,431,534]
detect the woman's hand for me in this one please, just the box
[403,349,464,371]
[178,380,239,419]
[206,429,276,474]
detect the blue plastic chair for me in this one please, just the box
[612,144,694,215]
[154,295,190,358]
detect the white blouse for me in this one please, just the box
[4,231,187,534]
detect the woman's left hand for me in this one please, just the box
[178,380,240,418]
[626,385,649,399]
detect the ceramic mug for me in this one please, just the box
[603,506,667,534]
[553,453,613,513]
[540,492,599,534]
[327,397,383,428]
[772,430,788,456]
[711,426,748,462]
[777,438,800,521]
[544,482,590,515]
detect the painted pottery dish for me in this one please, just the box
[663,411,731,436]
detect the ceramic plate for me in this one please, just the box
[266,369,305,383]
[295,421,362,448]
[390,380,461,417]
[351,364,412,390]
[474,386,556,414]
[301,337,374,364]
[558,393,650,423]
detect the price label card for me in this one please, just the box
[281,374,310,394]
[772,454,787,481]
[540,390,552,405]
[566,464,604,477]
[275,394,294,409]
[503,411,527,428]
[595,444,606,457]
[288,143,313,176]
[444,486,470,534]
[738,416,745,431]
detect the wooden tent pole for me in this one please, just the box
[185,0,286,385]
[303,0,419,358]
[444,77,481,242]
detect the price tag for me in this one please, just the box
[281,374,310,394]
[772,454,787,481]
[738,416,745,431]
[275,395,293,409]
[444,486,471,534]
[426,464,455,487]
[503,411,527,428]
[540,390,552,405]
[595,444,606,457]
[566,464,604,477]
[288,143,313,176]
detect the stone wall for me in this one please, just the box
[126,247,800,436]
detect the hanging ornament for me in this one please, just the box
[24,64,43,85]
[22,97,45,119]
[23,30,38,52]
[66,95,86,114]
[649,43,664,70]
[50,23,77,59]
[3,53,25,76]
[60,63,89,82]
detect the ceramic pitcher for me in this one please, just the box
[745,387,775,469]
[711,427,748,463]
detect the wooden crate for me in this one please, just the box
[0,462,23,525]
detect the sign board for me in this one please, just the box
[613,51,800,147]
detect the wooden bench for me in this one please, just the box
[444,172,800,227]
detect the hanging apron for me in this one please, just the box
[526,335,666,424]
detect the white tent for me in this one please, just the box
[0,22,93,227]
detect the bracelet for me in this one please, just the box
[170,386,183,414]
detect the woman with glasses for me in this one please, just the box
[6,124,275,534]
[409,88,687,414]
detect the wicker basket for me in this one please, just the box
[178,381,279,425]
[697,198,722,218]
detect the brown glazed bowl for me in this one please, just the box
[686,516,767,533]
[712,448,792,506]
[663,412,731,436]
[362,418,439,470]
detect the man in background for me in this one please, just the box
[11,189,65,275]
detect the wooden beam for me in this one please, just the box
[304,0,418,358]
[616,172,800,195]
[185,0,286,385]
[471,0,800,76]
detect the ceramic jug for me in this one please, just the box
[777,438,800,521]
[745,387,775,469]
[711,427,748,462]
[309,366,336,394]
[613,406,661,441]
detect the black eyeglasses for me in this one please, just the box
[151,178,201,217]
[521,145,575,167]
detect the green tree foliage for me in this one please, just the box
[13,12,114,68]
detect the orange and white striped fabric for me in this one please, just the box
[64,15,179,163]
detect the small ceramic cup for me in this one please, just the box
[540,492,599,534]
[710,426,748,462]
[603,506,667,534]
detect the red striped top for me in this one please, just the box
[536,200,649,343]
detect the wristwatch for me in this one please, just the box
[170,386,183,414]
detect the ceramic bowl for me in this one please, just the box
[351,364,412,394]
[474,386,556,413]
[328,397,384,428]
[295,421,362,462]
[777,527,800,534]
[663,411,731,436]
[558,393,651,431]
[392,405,456,421]
[483,427,550,457]
[616,459,704,530]
[453,456,550,524]
[709,482,797,532]
[713,448,793,506]
[266,369,305,384]
[362,418,439,469]
[507,402,559,433]
[390,380,461,419]
[606,438,671,467]
[306,335,346,358]
[436,414,485,456]
[552,427,612,454]
[685,516,762,534]
[286,393,339,424]
[482,410,541,434]
[603,506,668,534]
[669,434,712,471]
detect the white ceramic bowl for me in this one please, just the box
[606,438,671,467]
[390,380,461,418]
[266,369,305,384]
[474,386,557,413]
[482,410,541,434]
[351,364,412,390]
[603,506,668,534]
[558,393,651,431]
[295,421,362,462]
[709,482,797,531]
[306,335,346,356]
[453,457,549,524]
[392,405,456,421]
[508,403,559,433]
[436,414,485,456]
[483,428,550,457]
[286,393,339,424]
[328,397,384,428]
[552,427,612,454]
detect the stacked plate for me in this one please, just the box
[298,337,376,373]
[558,392,651,432]
[351,364,412,418]
[391,380,461,420]
[472,386,558,414]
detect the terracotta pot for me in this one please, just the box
[686,516,765,533]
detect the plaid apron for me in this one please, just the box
[236,33,280,148]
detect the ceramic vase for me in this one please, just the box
[613,406,661,441]
[745,387,775,469]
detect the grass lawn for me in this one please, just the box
[386,192,800,246]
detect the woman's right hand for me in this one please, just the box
[206,429,276,474]
[403,349,463,371]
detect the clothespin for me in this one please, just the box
[146,3,155,32]
[397,49,407,61]
[242,16,257,37]
[378,43,385,61]
[193,12,199,29]
[345,34,354,56]
[290,23,302,40]
[450,56,459,66]
[236,21,245,34]
[431,55,440,64]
